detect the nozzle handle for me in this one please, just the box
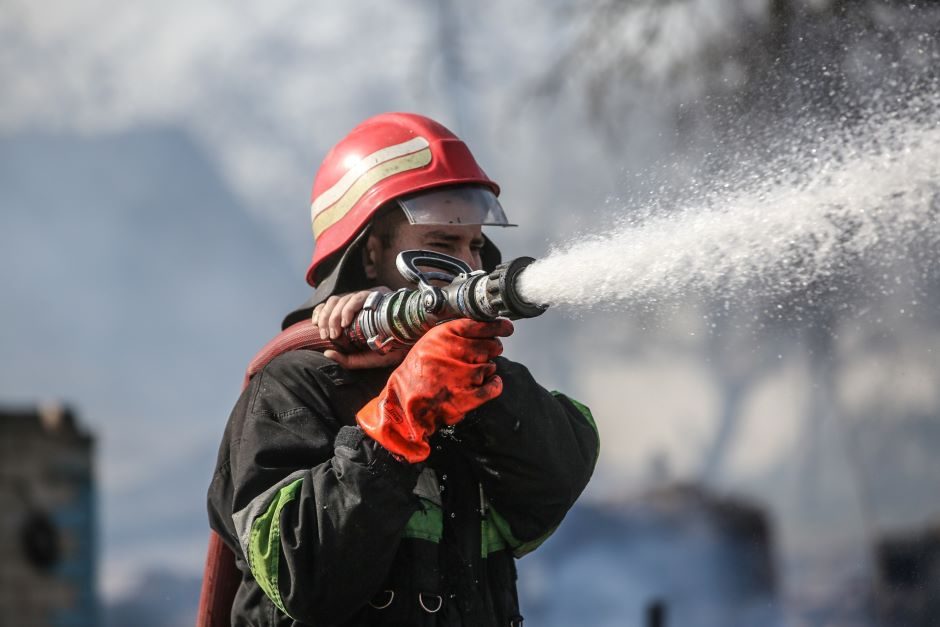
[396,250,472,287]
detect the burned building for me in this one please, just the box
[0,405,97,627]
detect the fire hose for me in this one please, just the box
[197,251,547,627]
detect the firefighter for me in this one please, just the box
[206,112,599,626]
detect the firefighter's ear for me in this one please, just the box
[362,234,381,280]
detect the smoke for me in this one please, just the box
[0,0,579,256]
[0,1,432,249]
[518,101,940,315]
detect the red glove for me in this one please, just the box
[356,318,514,463]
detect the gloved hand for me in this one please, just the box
[356,318,514,463]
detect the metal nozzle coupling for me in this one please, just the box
[480,256,547,320]
[352,250,548,353]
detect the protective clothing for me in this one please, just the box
[356,319,513,463]
[306,112,503,288]
[206,350,599,626]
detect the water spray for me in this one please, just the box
[516,111,940,314]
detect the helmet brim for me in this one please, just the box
[397,186,515,227]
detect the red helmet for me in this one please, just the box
[305,112,501,286]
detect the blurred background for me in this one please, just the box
[1,1,939,626]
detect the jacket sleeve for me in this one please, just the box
[453,356,600,556]
[207,352,421,624]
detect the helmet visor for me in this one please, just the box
[397,186,515,227]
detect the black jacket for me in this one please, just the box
[207,350,599,626]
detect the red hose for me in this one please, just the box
[243,321,342,387]
[195,532,240,627]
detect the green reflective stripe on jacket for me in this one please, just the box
[487,506,557,558]
[403,468,444,542]
[248,478,303,617]
[481,511,508,557]
[403,498,443,542]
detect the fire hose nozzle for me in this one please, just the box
[484,256,548,320]
[351,250,547,353]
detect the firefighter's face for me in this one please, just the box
[364,210,484,290]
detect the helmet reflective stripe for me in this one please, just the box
[312,136,430,215]
[311,136,431,237]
